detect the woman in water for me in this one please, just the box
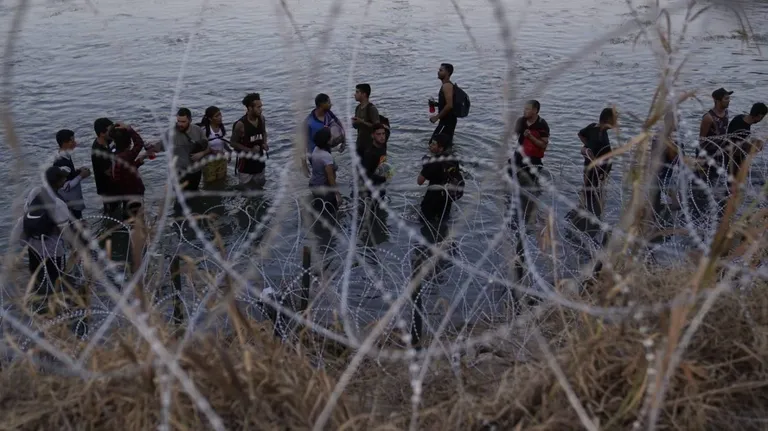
[198,106,232,185]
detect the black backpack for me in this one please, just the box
[453,84,471,118]
[444,161,465,201]
[23,193,58,239]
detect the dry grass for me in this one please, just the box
[1,261,767,431]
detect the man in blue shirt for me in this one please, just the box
[303,93,345,175]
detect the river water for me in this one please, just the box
[1,0,767,324]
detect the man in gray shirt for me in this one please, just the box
[153,107,210,191]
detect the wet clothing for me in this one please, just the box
[726,114,754,179]
[91,138,118,212]
[512,115,550,189]
[235,115,266,175]
[650,136,681,213]
[111,132,146,198]
[362,144,388,187]
[203,125,227,152]
[420,152,456,223]
[53,151,85,216]
[309,147,338,219]
[699,109,729,160]
[309,148,336,187]
[354,102,380,158]
[515,115,550,160]
[579,123,612,166]
[10,186,74,259]
[431,83,458,146]
[202,125,228,184]
[306,110,344,155]
[158,124,209,173]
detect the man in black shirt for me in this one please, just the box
[567,108,616,237]
[416,133,456,281]
[428,63,458,147]
[361,123,389,196]
[726,102,766,185]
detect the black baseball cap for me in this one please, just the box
[712,88,733,100]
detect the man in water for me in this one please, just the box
[726,102,766,187]
[691,88,732,219]
[303,93,345,175]
[418,133,455,228]
[649,110,682,219]
[428,63,458,147]
[53,129,91,219]
[153,108,210,192]
[12,166,74,315]
[567,108,617,238]
[352,83,380,161]
[361,123,389,197]
[91,117,120,213]
[698,88,732,184]
[231,93,269,190]
[510,100,550,225]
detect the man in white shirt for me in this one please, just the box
[53,129,91,219]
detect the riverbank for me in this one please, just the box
[1,260,766,430]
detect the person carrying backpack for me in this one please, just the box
[428,63,470,148]
[11,166,75,315]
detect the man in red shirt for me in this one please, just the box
[510,100,550,224]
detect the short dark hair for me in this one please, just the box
[177,107,192,119]
[431,133,450,149]
[315,93,330,107]
[110,127,132,151]
[440,63,454,75]
[526,100,541,112]
[313,128,332,151]
[599,107,615,125]
[371,123,386,133]
[242,93,261,107]
[55,129,75,147]
[356,84,371,97]
[94,118,113,136]
[45,166,68,188]
[750,102,767,117]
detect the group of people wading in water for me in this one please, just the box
[11,57,767,335]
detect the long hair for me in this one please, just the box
[198,106,227,138]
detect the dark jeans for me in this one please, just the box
[27,250,64,315]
